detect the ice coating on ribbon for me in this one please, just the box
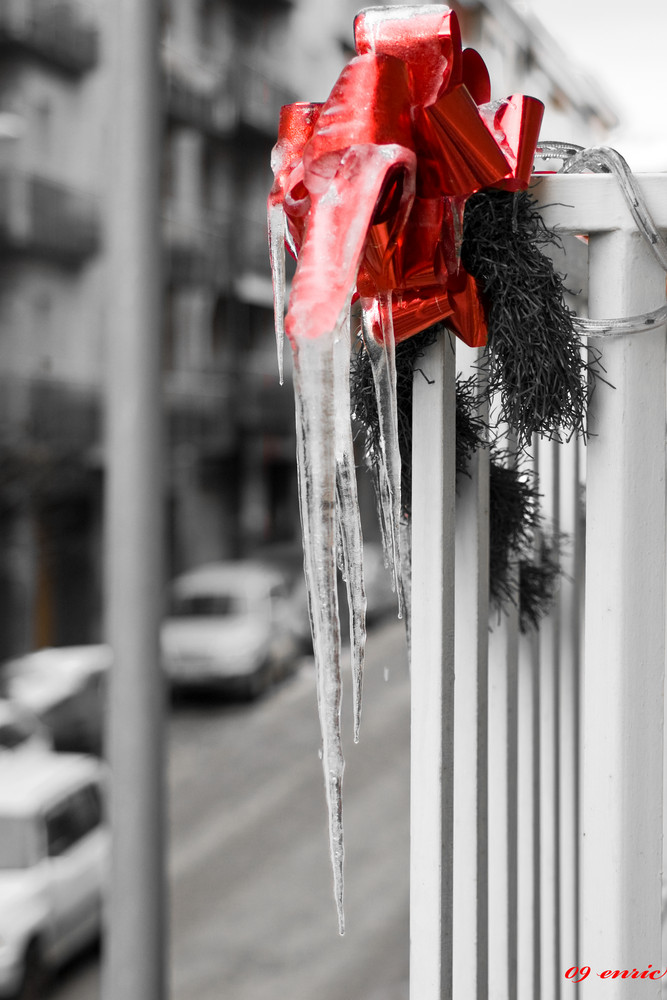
[267,3,545,932]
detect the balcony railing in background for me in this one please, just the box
[235,60,293,138]
[0,169,100,262]
[0,0,98,74]
[165,383,238,456]
[163,45,294,140]
[162,208,230,288]
[235,214,271,277]
[162,45,236,137]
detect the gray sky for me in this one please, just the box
[529,0,667,169]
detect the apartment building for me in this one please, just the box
[0,0,615,658]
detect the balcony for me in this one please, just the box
[162,208,230,288]
[0,170,100,263]
[0,0,98,74]
[162,44,294,140]
[235,214,271,278]
[235,60,294,139]
[162,47,236,137]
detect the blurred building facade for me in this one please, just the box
[0,0,615,658]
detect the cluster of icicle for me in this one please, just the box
[267,6,432,938]
[269,234,405,936]
[266,2,500,935]
[269,196,412,937]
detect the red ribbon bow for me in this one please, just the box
[269,4,544,353]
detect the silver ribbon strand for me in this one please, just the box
[535,142,667,337]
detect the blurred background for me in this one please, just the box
[0,0,662,998]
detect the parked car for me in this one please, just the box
[0,752,108,999]
[0,700,52,755]
[0,646,111,756]
[162,560,302,698]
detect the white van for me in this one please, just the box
[0,752,108,998]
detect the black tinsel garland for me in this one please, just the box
[461,188,600,446]
[351,327,561,632]
[349,185,599,631]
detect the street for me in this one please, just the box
[49,618,411,1000]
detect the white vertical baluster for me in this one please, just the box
[581,226,666,995]
[507,577,519,1000]
[488,445,519,1000]
[410,332,457,1000]
[558,434,582,984]
[538,436,560,1000]
[517,438,541,1000]
[518,627,541,1000]
[453,346,490,1000]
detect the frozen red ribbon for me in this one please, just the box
[269,4,544,351]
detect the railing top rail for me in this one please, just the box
[529,172,667,235]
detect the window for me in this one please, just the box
[45,783,102,857]
[0,720,32,749]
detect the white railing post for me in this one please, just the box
[486,435,520,1000]
[533,173,667,997]
[453,346,490,1000]
[517,437,542,1000]
[537,436,561,1000]
[517,624,541,1000]
[581,225,666,993]
[488,586,519,1000]
[410,331,457,1000]
[558,435,582,986]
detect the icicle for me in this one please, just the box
[333,316,367,744]
[292,331,346,936]
[399,516,412,657]
[267,200,287,385]
[361,293,405,617]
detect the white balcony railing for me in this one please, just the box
[409,172,667,1000]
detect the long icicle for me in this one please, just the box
[267,200,287,385]
[333,316,367,743]
[292,332,346,935]
[362,292,405,617]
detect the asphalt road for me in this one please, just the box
[49,618,411,1000]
